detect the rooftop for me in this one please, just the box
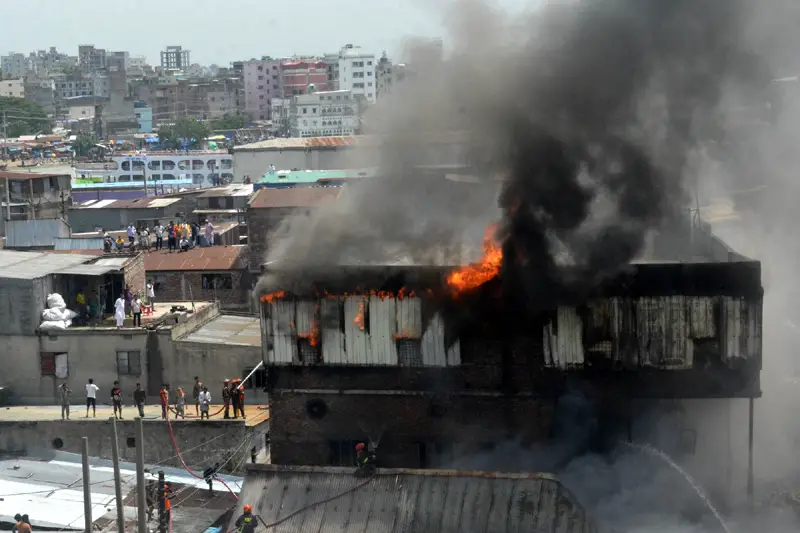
[196,183,254,198]
[144,245,248,271]
[236,464,599,533]
[0,170,70,180]
[256,168,377,187]
[180,314,261,347]
[72,197,182,210]
[234,131,472,152]
[248,186,343,209]
[0,250,100,280]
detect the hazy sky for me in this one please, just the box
[0,0,529,65]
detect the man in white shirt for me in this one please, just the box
[85,378,99,418]
[147,280,155,306]
[154,223,164,250]
[204,220,214,247]
[198,387,212,420]
[127,224,135,243]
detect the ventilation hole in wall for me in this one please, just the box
[306,398,328,419]
[126,437,136,448]
[52,437,64,449]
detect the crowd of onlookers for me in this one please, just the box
[103,219,216,254]
[57,376,248,421]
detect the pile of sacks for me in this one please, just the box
[40,293,78,331]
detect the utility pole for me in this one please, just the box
[135,417,147,533]
[81,437,93,533]
[111,418,125,533]
[158,470,167,533]
[1,110,7,161]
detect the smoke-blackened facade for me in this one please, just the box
[260,257,762,468]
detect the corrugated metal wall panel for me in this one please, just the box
[344,296,370,364]
[421,312,448,366]
[635,297,692,369]
[369,296,398,365]
[320,298,345,364]
[295,301,314,337]
[395,298,422,338]
[688,297,716,339]
[543,307,585,368]
[6,219,70,248]
[721,297,761,363]
[270,300,296,363]
[636,297,665,367]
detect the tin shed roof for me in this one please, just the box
[233,465,600,533]
[144,245,248,271]
[248,186,342,209]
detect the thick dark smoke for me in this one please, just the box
[259,0,767,303]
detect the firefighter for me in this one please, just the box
[231,378,245,419]
[355,442,376,475]
[234,503,257,533]
[222,379,232,419]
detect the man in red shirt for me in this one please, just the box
[159,384,170,419]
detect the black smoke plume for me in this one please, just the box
[258,0,767,306]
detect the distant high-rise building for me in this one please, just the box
[78,45,107,73]
[337,44,376,104]
[1,53,26,79]
[243,58,282,121]
[281,59,329,98]
[160,46,190,70]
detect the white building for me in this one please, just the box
[0,78,24,98]
[67,104,95,121]
[1,53,26,79]
[337,45,376,104]
[289,89,359,138]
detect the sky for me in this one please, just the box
[0,0,529,66]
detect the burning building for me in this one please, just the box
[257,213,762,480]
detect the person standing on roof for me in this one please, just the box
[230,378,242,419]
[114,293,126,328]
[159,384,170,419]
[234,504,257,533]
[154,222,164,250]
[204,219,214,246]
[59,382,72,420]
[192,376,202,416]
[127,224,135,243]
[198,386,212,419]
[146,280,155,308]
[175,387,186,419]
[134,382,146,418]
[14,514,31,533]
[85,378,99,418]
[111,380,123,419]
[222,379,231,419]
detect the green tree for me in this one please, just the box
[209,114,248,130]
[157,116,212,149]
[0,97,52,138]
[72,133,98,157]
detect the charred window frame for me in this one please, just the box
[327,440,361,467]
[297,338,321,363]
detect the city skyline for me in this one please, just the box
[0,0,528,66]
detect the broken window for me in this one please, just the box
[41,352,68,377]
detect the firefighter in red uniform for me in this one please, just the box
[235,503,257,533]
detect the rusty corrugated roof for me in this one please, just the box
[248,186,342,209]
[232,465,601,533]
[144,245,248,271]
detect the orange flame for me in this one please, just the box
[393,328,415,340]
[353,301,365,331]
[261,291,286,303]
[446,224,502,296]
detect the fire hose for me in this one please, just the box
[166,362,264,419]
[225,473,376,532]
[165,411,239,500]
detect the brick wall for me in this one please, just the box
[147,270,251,309]
[268,392,555,467]
[123,252,146,297]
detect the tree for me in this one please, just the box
[0,97,52,138]
[157,116,212,149]
[209,114,248,130]
[72,133,98,157]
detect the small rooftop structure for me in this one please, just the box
[144,245,248,271]
[72,197,182,210]
[248,186,343,209]
[254,168,377,190]
[234,464,600,533]
[180,313,261,347]
[197,184,254,198]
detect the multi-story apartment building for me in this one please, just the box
[78,45,107,73]
[0,79,24,98]
[376,54,410,101]
[337,44,376,103]
[52,73,110,100]
[141,78,242,124]
[27,48,76,76]
[321,53,340,91]
[281,60,329,98]
[289,89,359,137]
[24,79,56,115]
[1,53,26,79]
[243,58,281,121]
[270,98,290,135]
[160,46,190,70]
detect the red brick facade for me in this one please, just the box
[147,270,252,309]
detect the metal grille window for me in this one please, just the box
[297,339,320,363]
[116,351,142,375]
[397,339,423,367]
[327,440,361,467]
